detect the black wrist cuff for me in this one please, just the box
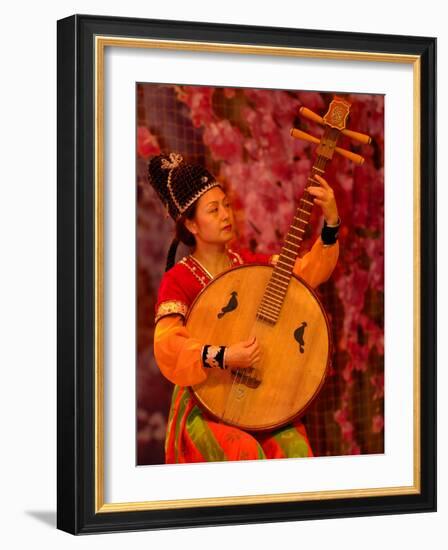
[202,345,227,370]
[321,218,341,245]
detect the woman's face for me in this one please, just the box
[185,186,235,247]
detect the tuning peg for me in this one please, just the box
[290,128,365,165]
[299,106,372,145]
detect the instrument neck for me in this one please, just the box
[255,154,331,326]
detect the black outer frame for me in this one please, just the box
[57,14,436,535]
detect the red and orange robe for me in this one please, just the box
[154,238,339,463]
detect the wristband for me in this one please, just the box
[202,345,227,370]
[321,218,341,245]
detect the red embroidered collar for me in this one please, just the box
[179,248,243,287]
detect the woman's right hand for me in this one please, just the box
[225,336,260,369]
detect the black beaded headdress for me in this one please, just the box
[147,152,220,221]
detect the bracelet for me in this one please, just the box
[201,345,227,370]
[321,217,341,245]
[325,218,341,228]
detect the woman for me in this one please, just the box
[147,152,340,463]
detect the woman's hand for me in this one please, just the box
[307,174,339,225]
[225,336,260,369]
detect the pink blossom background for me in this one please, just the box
[136,84,384,464]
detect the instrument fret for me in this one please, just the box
[263,292,284,306]
[269,277,288,288]
[286,233,302,244]
[276,259,294,271]
[267,288,287,302]
[268,280,288,293]
[279,249,297,260]
[282,245,298,256]
[256,313,276,326]
[275,265,292,276]
[272,272,290,283]
[259,301,281,316]
[289,227,305,236]
[262,305,281,316]
[285,238,302,249]
[289,229,304,240]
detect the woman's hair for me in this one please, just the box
[165,202,197,272]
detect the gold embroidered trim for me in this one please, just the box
[179,256,209,287]
[178,181,221,218]
[155,300,188,324]
[188,255,214,280]
[162,153,184,214]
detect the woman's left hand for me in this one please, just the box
[307,174,339,225]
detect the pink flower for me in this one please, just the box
[334,409,354,440]
[203,120,244,163]
[347,442,361,455]
[297,91,326,112]
[137,127,160,158]
[175,86,215,127]
[370,374,385,400]
[224,88,236,99]
[372,414,384,433]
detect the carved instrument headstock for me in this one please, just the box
[290,96,372,165]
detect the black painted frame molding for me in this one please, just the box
[57,14,436,534]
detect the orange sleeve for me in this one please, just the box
[154,315,208,387]
[293,237,339,289]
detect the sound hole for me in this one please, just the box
[217,291,238,319]
[294,321,308,353]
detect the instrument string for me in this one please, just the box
[222,293,255,421]
[225,316,259,424]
